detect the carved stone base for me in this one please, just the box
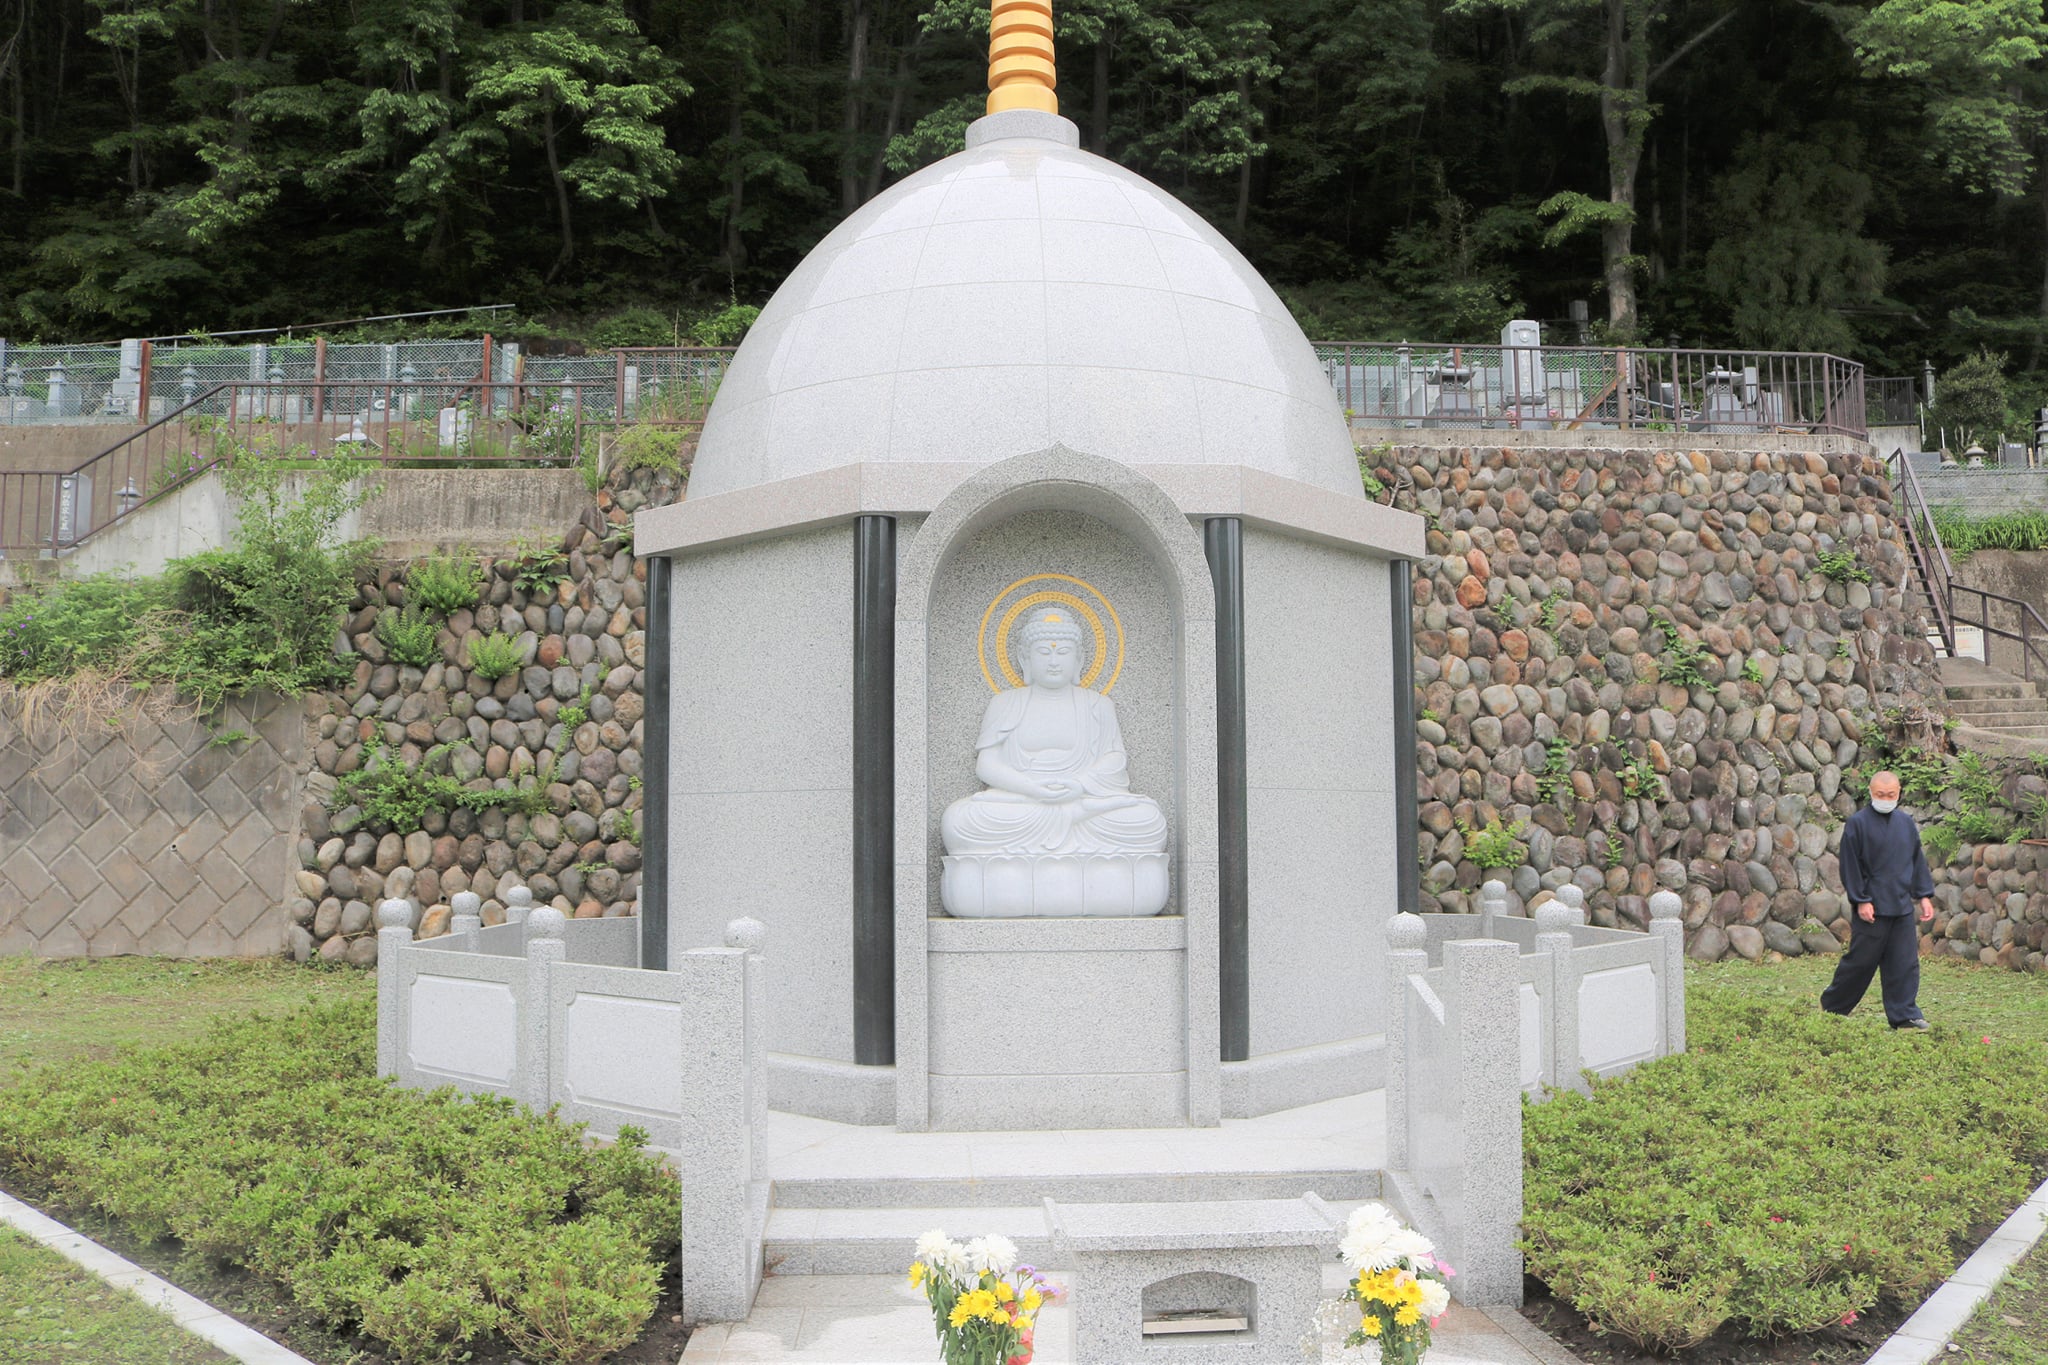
[941,852,1170,918]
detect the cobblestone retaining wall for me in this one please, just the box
[1380,443,1950,962]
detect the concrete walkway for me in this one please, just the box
[682,1263,1581,1363]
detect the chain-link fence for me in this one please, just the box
[0,343,129,422]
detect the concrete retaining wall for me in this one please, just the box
[0,690,308,958]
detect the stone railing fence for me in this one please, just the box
[377,887,768,1324]
[1382,880,1687,1306]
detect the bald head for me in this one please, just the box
[1869,771,1900,809]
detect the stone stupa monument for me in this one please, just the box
[639,0,1423,1134]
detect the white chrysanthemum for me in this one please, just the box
[979,1234,1019,1275]
[914,1229,951,1264]
[937,1242,974,1284]
[1339,1204,1403,1271]
[1387,1226,1434,1262]
[1419,1279,1451,1320]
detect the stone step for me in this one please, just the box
[770,1167,1378,1211]
[1947,709,2048,727]
[767,1204,1054,1276]
[1944,697,2048,717]
[1945,682,2037,701]
[1959,724,2048,740]
[763,1197,1371,1277]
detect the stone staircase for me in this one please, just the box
[1940,658,2048,752]
[758,1096,1381,1277]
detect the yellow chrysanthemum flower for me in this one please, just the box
[992,1309,1010,1326]
[997,1281,1016,1303]
[949,1302,974,1328]
[1016,1313,1034,1331]
[1022,1288,1043,1312]
[1396,1305,1421,1326]
[908,1262,926,1286]
[1361,1315,1383,1337]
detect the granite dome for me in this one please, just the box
[687,112,1361,499]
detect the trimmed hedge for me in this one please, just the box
[0,998,677,1364]
[1522,972,2048,1351]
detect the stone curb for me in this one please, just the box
[1862,1170,2048,1365]
[0,1188,315,1365]
[1480,1305,1588,1364]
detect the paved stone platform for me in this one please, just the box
[680,1265,1580,1363]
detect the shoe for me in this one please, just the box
[1892,1019,1930,1031]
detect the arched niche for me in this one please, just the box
[891,446,1221,1131]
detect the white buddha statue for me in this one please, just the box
[940,608,1170,917]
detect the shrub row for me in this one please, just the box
[1521,970,2048,1351]
[0,999,678,1364]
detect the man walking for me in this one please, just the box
[1822,771,1936,1029]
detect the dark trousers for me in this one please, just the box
[1821,913,1924,1026]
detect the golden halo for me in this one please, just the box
[978,573,1125,694]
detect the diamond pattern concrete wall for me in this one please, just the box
[0,691,308,958]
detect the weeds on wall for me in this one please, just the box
[0,445,375,717]
[467,632,526,681]
[1846,708,2048,863]
[333,740,555,833]
[406,554,484,614]
[1456,815,1529,869]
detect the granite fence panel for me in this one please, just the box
[0,689,308,958]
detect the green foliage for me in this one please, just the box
[1535,587,1572,634]
[1931,506,2048,563]
[1456,815,1529,869]
[1621,756,1664,800]
[1701,133,1886,354]
[1355,447,1389,499]
[1931,349,2017,448]
[1602,834,1626,870]
[687,302,761,347]
[1521,972,2048,1352]
[333,741,554,834]
[558,686,593,734]
[1739,656,1766,685]
[1814,549,1872,584]
[468,633,526,682]
[407,555,484,614]
[0,577,159,681]
[588,306,675,349]
[0,1000,675,1364]
[610,425,685,478]
[374,604,443,668]
[509,540,571,598]
[1535,737,1574,805]
[1650,614,1711,689]
[0,448,373,711]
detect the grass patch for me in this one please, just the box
[0,1225,230,1363]
[0,995,676,1364]
[1951,1232,2048,1363]
[0,956,372,1089]
[1523,956,2048,1354]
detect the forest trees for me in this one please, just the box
[0,0,2047,387]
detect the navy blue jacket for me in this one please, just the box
[1838,804,1935,918]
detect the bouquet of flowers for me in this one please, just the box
[908,1229,1057,1365]
[1335,1203,1454,1365]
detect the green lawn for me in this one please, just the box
[1687,952,2048,1046]
[0,955,372,1089]
[0,1226,228,1364]
[1952,1235,2048,1364]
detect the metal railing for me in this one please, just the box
[0,378,655,558]
[1318,343,1866,439]
[1867,376,1922,427]
[1887,448,2048,683]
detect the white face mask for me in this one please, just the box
[1872,797,1899,814]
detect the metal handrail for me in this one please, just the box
[1951,583,2048,684]
[1887,450,1957,656]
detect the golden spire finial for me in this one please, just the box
[987,0,1057,116]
